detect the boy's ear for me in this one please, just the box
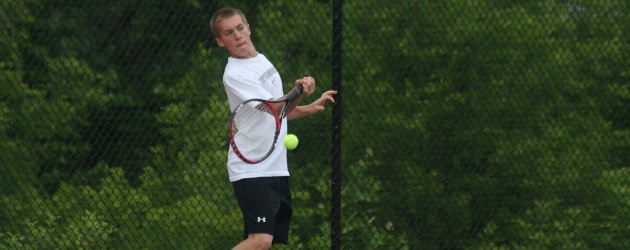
[215,37,225,47]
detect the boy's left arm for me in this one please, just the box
[287,90,337,121]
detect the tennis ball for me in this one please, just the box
[283,134,299,150]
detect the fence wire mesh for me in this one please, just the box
[1,0,629,249]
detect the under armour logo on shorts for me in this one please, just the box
[257,217,266,223]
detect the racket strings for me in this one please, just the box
[231,101,279,161]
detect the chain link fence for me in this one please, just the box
[2,0,629,249]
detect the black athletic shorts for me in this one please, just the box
[232,176,292,245]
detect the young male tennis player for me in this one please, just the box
[211,7,336,250]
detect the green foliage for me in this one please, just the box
[341,0,629,248]
[1,166,241,249]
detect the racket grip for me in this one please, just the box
[285,85,304,102]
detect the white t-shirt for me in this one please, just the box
[223,54,289,182]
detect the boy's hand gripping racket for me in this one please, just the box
[227,85,303,164]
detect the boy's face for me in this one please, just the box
[215,15,256,59]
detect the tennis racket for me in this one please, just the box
[227,85,303,164]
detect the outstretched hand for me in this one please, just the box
[306,90,337,114]
[286,90,337,120]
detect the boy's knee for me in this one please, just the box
[249,233,273,250]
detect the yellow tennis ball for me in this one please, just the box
[283,134,299,150]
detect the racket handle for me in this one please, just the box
[285,85,304,102]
